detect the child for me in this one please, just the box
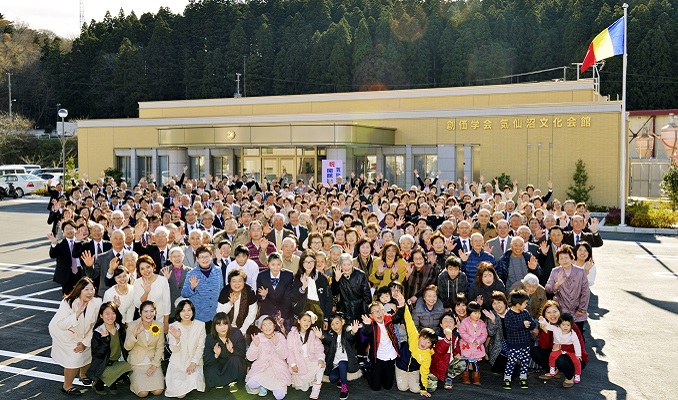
[452,292,468,326]
[457,301,487,385]
[321,313,361,400]
[430,313,463,391]
[245,316,290,399]
[393,291,437,397]
[287,311,326,398]
[538,312,582,383]
[360,300,405,391]
[436,256,468,312]
[502,289,537,390]
[374,286,397,315]
[224,245,259,289]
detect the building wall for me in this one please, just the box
[78,80,623,206]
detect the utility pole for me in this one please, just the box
[6,72,11,118]
[80,0,85,30]
[243,55,246,98]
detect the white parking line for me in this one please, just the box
[0,267,52,275]
[0,364,64,383]
[0,350,58,366]
[0,295,61,305]
[0,303,57,312]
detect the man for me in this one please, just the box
[184,209,201,233]
[516,225,540,257]
[486,219,511,261]
[200,209,217,238]
[73,223,111,262]
[213,216,250,250]
[284,209,309,250]
[452,220,472,253]
[495,236,541,292]
[134,225,172,270]
[246,220,277,271]
[414,169,440,192]
[224,193,241,218]
[81,230,127,297]
[182,230,204,268]
[48,220,85,294]
[280,237,300,274]
[265,213,295,251]
[110,210,125,232]
[562,215,603,254]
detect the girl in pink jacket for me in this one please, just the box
[245,316,291,399]
[457,301,487,385]
[287,311,326,399]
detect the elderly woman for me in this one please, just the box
[331,253,372,323]
[481,291,510,373]
[411,284,446,330]
[532,300,588,388]
[510,273,547,319]
[160,247,191,318]
[398,234,416,262]
[545,245,590,334]
[404,247,437,304]
[369,241,408,290]
[217,269,258,335]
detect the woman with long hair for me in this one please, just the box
[203,312,247,392]
[87,302,132,395]
[124,300,165,397]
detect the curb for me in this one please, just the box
[599,225,678,235]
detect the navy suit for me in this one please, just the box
[284,223,309,249]
[49,239,83,294]
[256,269,294,322]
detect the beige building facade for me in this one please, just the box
[77,79,624,206]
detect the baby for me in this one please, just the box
[538,312,582,383]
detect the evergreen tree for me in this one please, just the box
[566,159,595,204]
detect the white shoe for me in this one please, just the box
[245,385,259,395]
[309,382,322,399]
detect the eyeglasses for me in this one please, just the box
[303,260,316,265]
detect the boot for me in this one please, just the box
[461,371,470,384]
[472,371,481,385]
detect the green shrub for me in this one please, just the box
[661,165,678,210]
[628,201,678,228]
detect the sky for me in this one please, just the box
[4,1,191,38]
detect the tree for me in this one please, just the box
[661,165,678,211]
[566,159,595,204]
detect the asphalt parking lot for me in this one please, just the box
[0,197,676,400]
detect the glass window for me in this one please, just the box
[297,157,315,184]
[414,155,438,181]
[384,155,405,187]
[211,156,229,179]
[116,156,131,183]
[242,158,261,182]
[244,148,260,156]
[158,156,169,185]
[355,155,377,182]
[189,156,205,179]
[136,156,152,182]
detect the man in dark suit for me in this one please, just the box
[73,223,111,262]
[133,224,171,271]
[562,215,603,254]
[517,226,540,257]
[487,219,511,262]
[265,213,295,251]
[46,179,66,211]
[284,210,309,249]
[80,230,127,297]
[213,240,235,286]
[256,252,294,332]
[48,220,85,294]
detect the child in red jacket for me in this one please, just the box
[430,312,463,391]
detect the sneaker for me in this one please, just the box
[309,382,321,399]
[444,377,453,390]
[92,380,106,395]
[339,383,349,399]
[229,382,238,393]
[574,375,581,384]
[108,382,118,395]
[520,379,528,389]
[336,379,342,389]
[503,380,511,390]
[245,385,259,395]
[258,386,268,397]
[549,367,556,376]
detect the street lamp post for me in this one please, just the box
[58,108,68,171]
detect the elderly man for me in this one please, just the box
[562,215,603,254]
[182,229,204,268]
[495,236,541,292]
[213,216,249,249]
[80,230,127,297]
[133,225,172,270]
[487,219,511,261]
[280,237,300,274]
[459,232,495,287]
[284,209,309,249]
[516,225,540,257]
[200,209,217,238]
[265,213,295,251]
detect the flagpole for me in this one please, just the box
[619,3,628,226]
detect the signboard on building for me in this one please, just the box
[322,160,343,185]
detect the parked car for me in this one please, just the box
[0,164,41,176]
[38,172,64,183]
[31,167,64,176]
[0,174,47,197]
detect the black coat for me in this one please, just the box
[86,324,128,382]
[330,268,371,322]
[49,239,82,285]
[203,329,247,388]
[256,269,294,319]
[322,327,360,375]
[291,272,333,321]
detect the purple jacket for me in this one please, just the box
[545,266,590,323]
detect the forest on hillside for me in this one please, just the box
[0,0,676,129]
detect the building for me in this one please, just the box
[77,79,624,206]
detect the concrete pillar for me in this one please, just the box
[376,147,384,177]
[405,145,413,189]
[151,148,158,183]
[204,148,211,180]
[168,148,188,180]
[464,145,473,180]
[130,148,137,185]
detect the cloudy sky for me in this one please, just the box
[4,1,191,38]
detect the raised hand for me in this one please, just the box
[528,255,538,270]
[169,325,181,341]
[189,275,199,290]
[311,326,323,339]
[393,291,405,308]
[300,274,309,290]
[134,321,145,338]
[225,338,234,353]
[457,249,469,262]
[251,333,260,347]
[427,252,437,265]
[539,241,549,255]
[482,309,495,323]
[257,286,268,299]
[213,342,222,358]
[160,266,172,279]
[228,292,238,305]
[80,250,95,268]
[590,217,600,233]
[413,169,419,176]
[445,240,457,253]
[348,320,361,334]
[47,232,57,244]
[333,264,342,281]
[538,316,547,326]
[361,314,371,325]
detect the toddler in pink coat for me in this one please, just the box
[457,301,487,385]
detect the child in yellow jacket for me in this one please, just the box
[394,292,437,397]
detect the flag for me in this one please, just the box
[581,17,625,72]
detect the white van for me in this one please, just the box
[0,165,41,175]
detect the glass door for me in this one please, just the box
[279,158,294,185]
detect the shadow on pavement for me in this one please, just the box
[0,237,47,248]
[635,243,678,277]
[625,290,678,315]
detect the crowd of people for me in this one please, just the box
[46,167,601,397]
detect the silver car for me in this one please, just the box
[0,174,47,197]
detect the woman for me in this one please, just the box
[124,300,165,397]
[165,299,206,398]
[292,250,332,327]
[343,227,359,257]
[545,246,590,333]
[482,291,510,373]
[428,232,451,275]
[532,300,588,388]
[203,312,247,392]
[369,242,407,290]
[419,226,434,253]
[87,302,132,395]
[49,277,102,396]
[468,262,505,312]
[411,285,446,330]
[573,242,597,287]
[509,273,547,319]
[404,247,437,304]
[245,316,291,399]
[133,255,171,333]
[398,234,416,262]
[181,244,223,326]
[160,247,191,318]
[217,269,258,335]
[103,266,135,323]
[331,253,372,323]
[353,238,375,277]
